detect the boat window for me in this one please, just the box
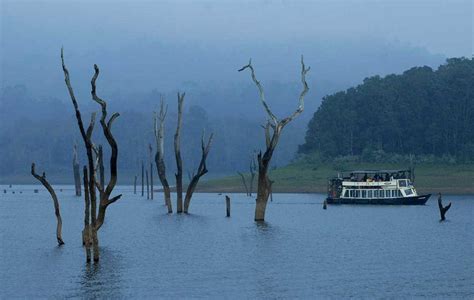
[362,190,367,198]
[407,180,412,186]
[391,190,396,197]
[368,190,373,198]
[350,190,355,198]
[405,189,413,196]
[385,190,390,197]
[398,190,402,197]
[399,180,407,187]
[355,190,360,198]
[379,190,384,198]
[344,190,349,197]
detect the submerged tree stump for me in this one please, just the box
[146,170,149,199]
[141,161,144,197]
[323,199,327,210]
[226,195,231,217]
[438,193,451,221]
[134,175,137,194]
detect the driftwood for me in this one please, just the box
[31,163,64,246]
[239,56,310,221]
[183,132,214,213]
[73,144,81,196]
[237,171,250,196]
[174,92,185,213]
[438,193,451,221]
[154,98,173,213]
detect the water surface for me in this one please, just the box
[1,185,473,298]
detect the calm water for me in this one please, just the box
[1,185,473,298]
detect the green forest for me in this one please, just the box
[299,58,474,163]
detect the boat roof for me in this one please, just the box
[347,169,410,174]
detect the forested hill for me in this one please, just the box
[299,58,474,162]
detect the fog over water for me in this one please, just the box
[0,1,472,181]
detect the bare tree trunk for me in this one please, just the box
[141,161,144,197]
[154,98,173,213]
[438,193,451,221]
[146,170,149,199]
[62,49,122,262]
[98,145,104,188]
[269,179,274,202]
[226,195,231,217]
[175,93,185,213]
[62,49,98,260]
[31,163,65,246]
[249,157,256,196]
[134,175,137,194]
[183,133,213,213]
[82,166,92,262]
[239,56,310,221]
[73,144,81,196]
[149,144,154,200]
[237,172,249,196]
[91,64,122,233]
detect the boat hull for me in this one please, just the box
[327,194,431,205]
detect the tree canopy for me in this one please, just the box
[299,58,474,162]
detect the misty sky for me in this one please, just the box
[0,0,472,98]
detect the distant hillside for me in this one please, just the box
[299,58,474,162]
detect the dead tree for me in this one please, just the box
[98,145,105,188]
[226,195,231,217]
[239,56,310,221]
[62,49,98,260]
[174,92,185,213]
[183,132,213,213]
[154,97,173,213]
[249,156,257,196]
[31,163,65,246]
[82,166,92,261]
[146,170,149,199]
[237,171,250,196]
[438,193,451,221]
[62,49,122,262]
[141,161,144,197]
[91,64,122,231]
[134,175,137,194]
[149,144,154,200]
[73,144,81,196]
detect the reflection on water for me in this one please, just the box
[1,185,473,298]
[76,248,124,299]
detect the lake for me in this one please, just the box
[1,185,473,298]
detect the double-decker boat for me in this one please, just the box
[326,169,430,205]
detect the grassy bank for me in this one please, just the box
[197,162,474,195]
